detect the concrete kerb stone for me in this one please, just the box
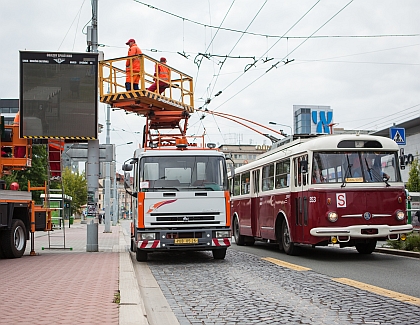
[119,226,149,325]
[374,247,420,258]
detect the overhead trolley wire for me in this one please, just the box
[213,0,354,112]
[133,1,419,40]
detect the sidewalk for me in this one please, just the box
[0,219,147,325]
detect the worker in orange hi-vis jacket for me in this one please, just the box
[125,38,142,91]
[147,57,170,94]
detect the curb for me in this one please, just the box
[374,247,420,258]
[119,226,149,325]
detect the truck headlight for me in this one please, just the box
[395,210,405,221]
[139,232,156,240]
[327,211,338,223]
[215,230,231,238]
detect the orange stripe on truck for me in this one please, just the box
[225,191,231,227]
[138,192,145,229]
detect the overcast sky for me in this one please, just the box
[1,0,419,168]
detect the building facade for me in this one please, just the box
[293,105,333,135]
[218,144,270,170]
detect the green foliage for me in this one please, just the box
[386,233,420,252]
[62,167,87,215]
[406,157,420,192]
[3,145,48,203]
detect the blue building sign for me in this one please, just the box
[390,127,406,145]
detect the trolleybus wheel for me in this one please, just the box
[212,248,227,260]
[1,219,27,258]
[233,217,245,246]
[355,240,377,254]
[281,220,297,256]
[136,248,148,262]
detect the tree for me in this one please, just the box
[406,156,420,192]
[62,167,87,216]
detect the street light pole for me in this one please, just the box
[269,121,293,136]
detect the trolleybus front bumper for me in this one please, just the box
[310,224,413,240]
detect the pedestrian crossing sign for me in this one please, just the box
[390,127,406,145]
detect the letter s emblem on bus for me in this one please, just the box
[336,193,346,208]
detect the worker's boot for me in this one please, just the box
[125,82,131,91]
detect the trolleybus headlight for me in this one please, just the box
[139,232,156,240]
[327,211,338,223]
[395,210,405,221]
[400,234,407,241]
[215,230,231,238]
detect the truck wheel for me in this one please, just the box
[212,248,227,260]
[130,238,136,252]
[281,220,297,256]
[136,248,148,262]
[233,217,245,246]
[0,234,5,258]
[355,240,377,254]
[1,219,27,258]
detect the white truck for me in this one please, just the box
[123,145,231,261]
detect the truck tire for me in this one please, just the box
[0,234,5,258]
[212,248,227,260]
[1,219,27,258]
[136,248,148,262]
[130,238,136,252]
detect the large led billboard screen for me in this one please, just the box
[19,51,98,139]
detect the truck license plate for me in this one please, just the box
[174,238,198,244]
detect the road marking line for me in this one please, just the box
[332,278,420,306]
[262,257,311,271]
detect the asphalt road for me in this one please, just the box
[129,238,420,325]
[232,241,420,299]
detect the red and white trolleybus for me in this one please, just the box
[230,134,413,255]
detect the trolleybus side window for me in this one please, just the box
[294,155,308,187]
[252,169,260,194]
[233,174,240,196]
[275,159,290,188]
[241,171,250,195]
[262,163,274,191]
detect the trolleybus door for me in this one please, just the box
[251,169,260,238]
[292,155,309,243]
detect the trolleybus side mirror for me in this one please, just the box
[300,160,308,174]
[399,155,405,170]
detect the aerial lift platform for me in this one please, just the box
[99,54,199,148]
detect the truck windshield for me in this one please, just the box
[312,151,401,184]
[139,155,228,191]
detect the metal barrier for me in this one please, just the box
[99,54,194,114]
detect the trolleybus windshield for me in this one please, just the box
[312,151,400,184]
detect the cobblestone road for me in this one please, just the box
[146,249,420,325]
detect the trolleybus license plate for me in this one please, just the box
[174,238,198,244]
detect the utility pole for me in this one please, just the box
[104,104,112,232]
[86,0,100,249]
